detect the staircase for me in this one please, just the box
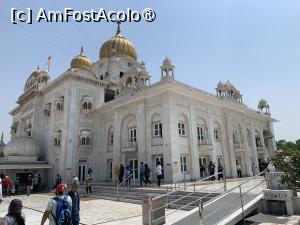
[79,184,220,211]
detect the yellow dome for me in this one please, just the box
[99,22,137,61]
[71,47,92,71]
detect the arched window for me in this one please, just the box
[56,103,61,111]
[81,96,93,111]
[255,131,262,147]
[100,75,104,80]
[55,97,64,111]
[197,118,209,144]
[214,122,221,141]
[54,138,58,146]
[119,72,124,78]
[83,102,88,109]
[81,137,86,145]
[80,130,91,146]
[53,138,61,147]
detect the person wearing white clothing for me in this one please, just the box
[267,162,276,172]
[0,177,2,199]
[156,162,162,187]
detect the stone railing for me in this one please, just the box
[198,139,212,146]
[122,142,138,152]
[256,146,265,152]
[233,143,245,150]
[152,137,163,146]
[79,145,92,153]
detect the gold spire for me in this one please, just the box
[116,20,121,36]
[80,45,84,55]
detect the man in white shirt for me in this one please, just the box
[156,162,162,187]
[40,184,72,225]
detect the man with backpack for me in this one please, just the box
[40,183,72,225]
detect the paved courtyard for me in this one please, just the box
[0,177,266,224]
[0,193,143,224]
[0,193,186,225]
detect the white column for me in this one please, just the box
[161,93,176,183]
[241,120,253,176]
[112,111,120,184]
[137,102,146,163]
[188,107,200,180]
[222,110,237,178]
[250,123,260,174]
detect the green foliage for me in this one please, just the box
[272,139,300,191]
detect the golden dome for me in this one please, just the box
[99,22,137,61]
[70,47,92,71]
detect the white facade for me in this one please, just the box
[5,26,276,186]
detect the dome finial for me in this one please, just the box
[0,132,3,144]
[80,46,84,55]
[37,66,40,71]
[116,20,121,35]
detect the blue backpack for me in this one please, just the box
[52,195,72,225]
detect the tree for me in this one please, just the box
[272,139,300,192]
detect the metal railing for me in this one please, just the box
[116,173,136,200]
[201,171,266,225]
[149,172,226,225]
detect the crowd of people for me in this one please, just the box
[114,161,163,187]
[0,174,42,198]
[199,159,277,181]
[0,174,81,225]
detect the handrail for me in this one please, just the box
[116,173,134,199]
[118,173,134,187]
[203,171,265,206]
[152,183,212,214]
[153,172,224,201]
[149,171,265,225]
[151,173,226,224]
[206,179,266,224]
[166,185,225,214]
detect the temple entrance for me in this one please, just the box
[78,160,88,183]
[199,156,209,178]
[154,156,164,179]
[129,159,138,179]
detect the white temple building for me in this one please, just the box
[0,23,277,187]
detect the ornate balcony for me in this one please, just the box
[198,139,212,146]
[198,139,213,155]
[78,145,92,155]
[233,143,245,151]
[122,142,138,152]
[152,137,163,146]
[256,146,265,153]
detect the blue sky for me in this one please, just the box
[0,0,299,143]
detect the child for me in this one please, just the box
[10,184,16,197]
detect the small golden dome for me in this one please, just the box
[71,47,92,71]
[99,22,137,61]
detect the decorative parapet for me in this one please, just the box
[263,189,293,201]
[266,172,287,190]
